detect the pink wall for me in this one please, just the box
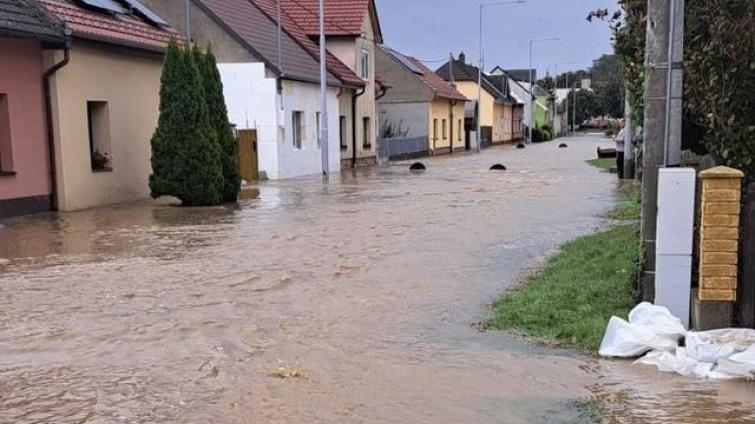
[0,37,51,201]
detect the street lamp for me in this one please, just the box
[527,37,559,144]
[554,60,577,137]
[477,0,526,152]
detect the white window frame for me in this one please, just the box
[292,111,303,149]
[361,48,370,80]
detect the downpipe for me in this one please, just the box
[43,40,71,211]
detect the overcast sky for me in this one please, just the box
[375,0,617,77]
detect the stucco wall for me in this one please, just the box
[455,81,495,128]
[0,38,51,204]
[219,63,340,179]
[375,46,434,103]
[47,44,163,211]
[379,101,428,140]
[218,62,279,177]
[428,98,464,152]
[327,12,377,165]
[278,79,341,178]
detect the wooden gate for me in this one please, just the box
[238,129,258,182]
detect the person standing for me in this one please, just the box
[614,119,626,178]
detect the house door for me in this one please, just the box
[238,129,258,183]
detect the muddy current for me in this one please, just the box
[1,135,754,423]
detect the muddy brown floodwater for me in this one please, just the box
[2,135,755,423]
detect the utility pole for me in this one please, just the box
[640,0,685,300]
[185,0,191,40]
[319,0,329,179]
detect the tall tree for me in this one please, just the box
[150,42,223,206]
[199,46,241,202]
[590,54,624,118]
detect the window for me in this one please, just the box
[87,101,112,171]
[362,117,371,148]
[433,119,438,141]
[442,119,447,140]
[361,48,370,80]
[340,116,347,150]
[0,94,13,174]
[316,112,321,148]
[292,111,303,149]
[458,119,462,141]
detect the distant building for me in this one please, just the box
[435,53,519,148]
[376,45,467,160]
[278,0,385,169]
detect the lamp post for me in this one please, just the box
[477,0,526,152]
[554,60,577,137]
[527,37,559,143]
[319,0,329,179]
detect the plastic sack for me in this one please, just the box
[710,344,755,380]
[685,329,755,363]
[635,347,713,378]
[599,303,685,358]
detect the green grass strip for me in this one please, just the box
[487,182,641,352]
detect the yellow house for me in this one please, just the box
[40,0,179,211]
[376,45,468,159]
[436,53,518,147]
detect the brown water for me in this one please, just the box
[1,135,754,423]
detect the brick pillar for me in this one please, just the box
[698,166,745,301]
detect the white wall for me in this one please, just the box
[218,62,279,178]
[218,63,340,180]
[509,79,531,130]
[278,79,341,179]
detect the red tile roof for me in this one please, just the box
[279,0,372,38]
[38,0,180,52]
[406,56,467,101]
[252,0,364,88]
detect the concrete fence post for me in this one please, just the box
[693,166,745,329]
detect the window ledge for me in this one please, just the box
[0,170,17,177]
[362,144,372,149]
[92,167,113,173]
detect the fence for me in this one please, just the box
[378,136,429,162]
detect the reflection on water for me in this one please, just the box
[1,135,753,423]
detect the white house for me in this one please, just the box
[140,0,365,180]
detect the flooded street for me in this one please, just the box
[2,134,755,423]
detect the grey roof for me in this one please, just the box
[435,59,515,105]
[498,68,537,83]
[0,0,64,43]
[198,0,340,86]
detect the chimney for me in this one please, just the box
[458,51,465,64]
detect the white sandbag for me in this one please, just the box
[599,316,680,357]
[710,345,755,380]
[628,302,686,339]
[685,329,755,363]
[635,347,713,378]
[599,303,684,358]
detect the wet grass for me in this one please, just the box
[586,158,615,170]
[487,185,641,352]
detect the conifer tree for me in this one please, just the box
[150,41,223,206]
[198,45,240,202]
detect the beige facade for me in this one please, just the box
[46,43,163,211]
[328,13,377,167]
[428,98,465,153]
